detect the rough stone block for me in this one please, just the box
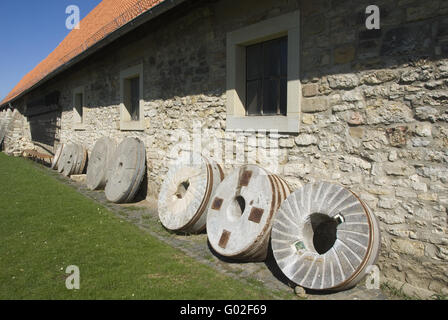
[349,127,364,139]
[384,162,415,176]
[327,74,359,89]
[386,126,409,147]
[302,83,319,97]
[391,239,425,257]
[302,97,329,113]
[71,174,87,184]
[294,134,318,146]
[366,102,414,125]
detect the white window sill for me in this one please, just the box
[120,121,145,131]
[226,115,299,133]
[73,123,87,131]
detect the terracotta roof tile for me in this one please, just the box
[1,0,164,105]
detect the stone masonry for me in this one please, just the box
[2,0,447,297]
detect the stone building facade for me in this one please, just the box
[1,0,447,297]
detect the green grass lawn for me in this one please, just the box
[0,153,283,300]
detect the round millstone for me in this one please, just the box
[271,181,381,292]
[207,165,289,262]
[78,146,88,175]
[158,154,224,234]
[61,144,77,177]
[86,138,116,190]
[51,143,64,170]
[73,144,83,175]
[105,137,146,204]
[58,145,69,174]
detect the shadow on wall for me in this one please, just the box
[26,91,62,154]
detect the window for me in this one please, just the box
[226,10,301,133]
[246,37,288,116]
[73,86,85,130]
[120,64,144,131]
[125,76,140,121]
[74,92,83,121]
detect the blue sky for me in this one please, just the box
[0,0,102,101]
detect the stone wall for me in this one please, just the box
[9,0,448,296]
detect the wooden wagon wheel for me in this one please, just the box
[271,182,381,291]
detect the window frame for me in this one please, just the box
[120,64,144,131]
[226,10,301,133]
[73,86,86,131]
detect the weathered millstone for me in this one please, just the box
[105,137,146,204]
[59,143,87,177]
[58,146,68,174]
[207,165,291,262]
[158,154,224,234]
[86,137,116,190]
[51,143,64,170]
[61,144,78,177]
[73,144,84,175]
[272,182,381,291]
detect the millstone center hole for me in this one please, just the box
[176,180,190,199]
[303,213,339,255]
[235,196,245,215]
[228,195,246,221]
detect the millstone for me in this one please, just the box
[73,144,83,175]
[58,143,87,177]
[271,182,381,292]
[74,145,88,175]
[158,154,224,234]
[58,145,69,174]
[61,144,77,177]
[51,143,64,170]
[86,138,116,190]
[78,146,88,174]
[207,165,290,262]
[105,137,146,204]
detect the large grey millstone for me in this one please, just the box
[86,137,116,190]
[51,143,65,170]
[105,137,146,204]
[271,182,381,292]
[59,143,87,177]
[207,165,290,262]
[61,144,77,177]
[158,154,224,234]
